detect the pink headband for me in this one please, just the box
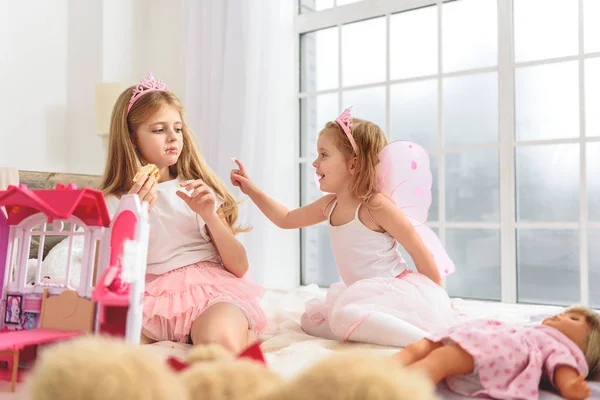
[335,107,358,155]
[127,72,169,115]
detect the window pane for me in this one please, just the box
[300,95,339,159]
[442,0,497,72]
[516,144,579,222]
[301,224,340,286]
[443,72,498,146]
[300,163,339,285]
[430,153,439,222]
[390,79,438,149]
[514,0,578,63]
[341,17,386,87]
[300,27,339,92]
[588,143,600,221]
[299,0,334,13]
[515,62,579,141]
[584,0,600,54]
[446,149,499,222]
[390,6,438,80]
[301,162,322,206]
[589,229,600,308]
[445,229,500,301]
[341,86,386,130]
[517,229,579,306]
[586,58,600,137]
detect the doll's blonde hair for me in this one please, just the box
[99,86,248,234]
[566,305,600,377]
[320,118,388,204]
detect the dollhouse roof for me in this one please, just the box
[0,184,110,227]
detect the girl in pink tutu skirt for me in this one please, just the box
[99,73,266,352]
[231,108,459,347]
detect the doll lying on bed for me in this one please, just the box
[394,305,600,400]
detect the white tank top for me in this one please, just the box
[328,200,408,285]
[105,178,222,275]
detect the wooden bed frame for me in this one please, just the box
[19,170,102,190]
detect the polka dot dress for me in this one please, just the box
[428,319,589,399]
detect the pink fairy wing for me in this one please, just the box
[414,224,456,276]
[378,141,432,224]
[378,141,455,277]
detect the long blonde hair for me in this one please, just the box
[566,305,600,377]
[321,118,388,204]
[99,87,247,234]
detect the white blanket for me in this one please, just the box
[145,285,600,399]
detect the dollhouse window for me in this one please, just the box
[13,215,88,293]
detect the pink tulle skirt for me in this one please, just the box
[142,261,267,343]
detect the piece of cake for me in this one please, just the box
[133,163,160,182]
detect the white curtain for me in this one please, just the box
[181,0,298,289]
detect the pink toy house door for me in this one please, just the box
[109,211,137,267]
[98,210,137,338]
[94,194,149,344]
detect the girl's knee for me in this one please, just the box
[203,330,247,353]
[190,321,249,353]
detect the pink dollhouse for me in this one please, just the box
[0,183,149,391]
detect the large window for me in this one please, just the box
[297,0,600,306]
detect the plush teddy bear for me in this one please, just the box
[256,350,438,400]
[27,336,188,400]
[175,343,284,400]
[26,337,438,400]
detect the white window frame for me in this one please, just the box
[295,0,600,305]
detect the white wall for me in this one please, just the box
[0,1,69,173]
[0,0,187,175]
[66,0,105,176]
[0,0,298,288]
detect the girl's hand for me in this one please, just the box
[176,179,217,221]
[230,159,257,195]
[128,174,157,211]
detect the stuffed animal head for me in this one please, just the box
[256,350,439,400]
[27,336,189,400]
[177,343,283,400]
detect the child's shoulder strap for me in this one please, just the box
[322,196,337,218]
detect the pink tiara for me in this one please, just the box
[335,107,358,155]
[127,72,169,115]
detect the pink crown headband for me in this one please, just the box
[127,72,169,115]
[335,107,358,155]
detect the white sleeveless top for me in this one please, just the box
[105,178,222,275]
[328,200,407,285]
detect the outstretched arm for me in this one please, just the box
[231,158,333,229]
[369,194,442,286]
[248,189,334,229]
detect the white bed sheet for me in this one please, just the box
[146,284,600,399]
